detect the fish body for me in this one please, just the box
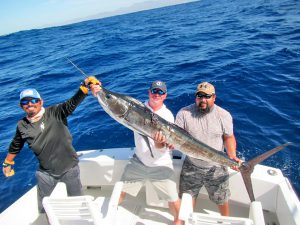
[97,87,238,167]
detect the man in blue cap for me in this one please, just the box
[2,76,101,213]
[118,81,182,225]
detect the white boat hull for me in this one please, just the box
[0,147,299,225]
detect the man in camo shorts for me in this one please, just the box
[175,82,241,216]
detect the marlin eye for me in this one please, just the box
[106,94,111,99]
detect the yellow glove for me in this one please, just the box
[80,76,100,94]
[80,85,89,94]
[3,159,15,177]
[87,76,100,85]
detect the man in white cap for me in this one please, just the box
[175,82,241,216]
[118,81,182,225]
[2,76,100,213]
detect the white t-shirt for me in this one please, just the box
[135,101,174,169]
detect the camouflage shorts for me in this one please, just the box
[179,157,230,205]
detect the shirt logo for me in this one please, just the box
[40,122,45,132]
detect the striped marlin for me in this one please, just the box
[96,87,290,202]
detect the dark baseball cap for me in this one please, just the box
[149,81,167,93]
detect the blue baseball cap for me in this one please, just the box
[20,88,41,100]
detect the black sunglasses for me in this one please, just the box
[151,89,165,95]
[20,99,40,105]
[196,93,213,99]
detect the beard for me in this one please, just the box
[27,110,36,117]
[197,102,211,114]
[24,106,38,117]
[198,106,210,114]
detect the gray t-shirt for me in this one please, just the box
[175,103,233,167]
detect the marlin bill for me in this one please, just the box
[96,86,290,202]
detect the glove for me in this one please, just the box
[86,76,100,86]
[3,159,15,177]
[80,85,89,94]
[80,76,100,94]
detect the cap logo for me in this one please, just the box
[196,82,215,95]
[23,90,34,96]
[155,81,163,86]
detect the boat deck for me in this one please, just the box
[0,184,280,225]
[83,185,279,225]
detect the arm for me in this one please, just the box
[3,124,25,177]
[5,153,17,162]
[224,134,237,159]
[57,76,101,118]
[223,134,241,170]
[153,109,175,150]
[57,89,87,117]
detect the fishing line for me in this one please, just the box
[66,57,88,78]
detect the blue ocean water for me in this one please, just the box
[0,0,299,213]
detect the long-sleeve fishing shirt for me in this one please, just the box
[8,89,87,177]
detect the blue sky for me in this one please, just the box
[0,0,191,36]
[0,0,142,36]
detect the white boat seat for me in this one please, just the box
[42,181,123,225]
[179,193,255,225]
[249,201,265,225]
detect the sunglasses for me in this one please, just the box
[151,89,165,95]
[196,93,213,99]
[20,99,40,105]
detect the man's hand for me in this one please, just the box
[230,156,242,171]
[3,159,15,177]
[153,131,166,143]
[86,76,100,86]
[86,76,102,97]
[80,76,101,95]
[152,131,175,150]
[90,84,102,97]
[3,165,15,177]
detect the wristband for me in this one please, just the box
[3,163,11,168]
[3,159,14,168]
